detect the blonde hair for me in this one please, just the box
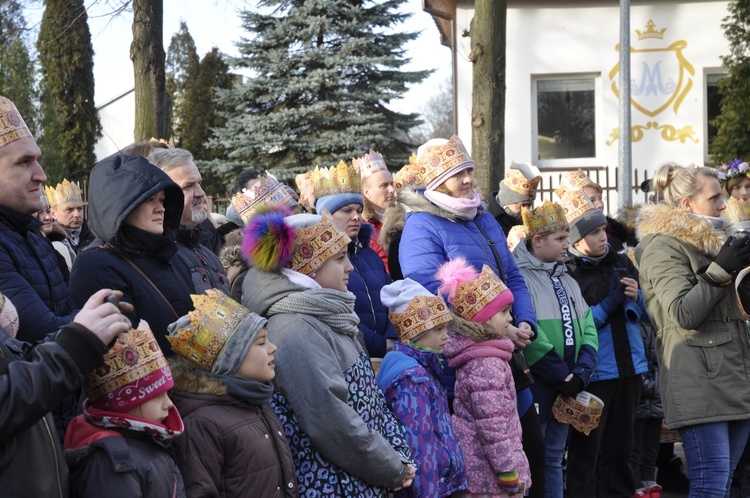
[651,162,718,209]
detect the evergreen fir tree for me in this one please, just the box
[210,0,430,171]
[37,0,100,183]
[0,0,38,134]
[710,0,750,163]
[166,21,200,140]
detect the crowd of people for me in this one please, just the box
[2,91,750,498]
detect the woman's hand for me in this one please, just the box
[507,322,532,349]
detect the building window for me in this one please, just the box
[536,78,596,160]
[706,73,726,150]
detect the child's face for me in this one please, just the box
[414,326,448,351]
[731,176,750,200]
[128,391,173,424]
[532,229,570,263]
[574,224,608,257]
[487,305,513,335]
[237,328,277,382]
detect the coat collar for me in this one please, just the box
[636,204,727,257]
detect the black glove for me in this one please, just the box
[715,234,750,274]
[559,375,584,398]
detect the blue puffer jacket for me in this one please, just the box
[348,223,399,358]
[566,248,648,382]
[398,189,537,331]
[0,206,78,342]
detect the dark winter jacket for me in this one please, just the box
[566,248,648,382]
[637,321,663,420]
[487,191,522,236]
[349,223,398,358]
[69,154,194,354]
[0,323,107,498]
[170,360,297,498]
[173,224,231,295]
[377,342,468,497]
[241,267,412,497]
[64,407,185,498]
[0,205,78,342]
[398,188,537,332]
[63,220,95,254]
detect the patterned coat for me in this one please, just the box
[377,342,468,497]
[443,333,531,496]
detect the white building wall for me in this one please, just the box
[453,0,729,193]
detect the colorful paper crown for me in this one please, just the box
[44,179,82,208]
[231,175,299,224]
[167,289,261,371]
[557,188,597,223]
[555,169,601,198]
[503,162,541,196]
[717,158,750,185]
[85,325,171,409]
[416,135,474,188]
[393,154,424,191]
[389,294,453,342]
[0,96,32,149]
[522,201,569,238]
[725,196,750,223]
[552,391,604,436]
[452,265,511,322]
[291,211,351,275]
[312,160,361,198]
[353,150,388,179]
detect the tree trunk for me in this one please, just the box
[131,0,167,141]
[470,1,507,197]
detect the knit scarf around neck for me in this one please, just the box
[424,189,481,220]
[266,287,361,338]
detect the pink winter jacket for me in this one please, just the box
[443,333,531,496]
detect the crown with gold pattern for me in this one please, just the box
[0,96,32,149]
[636,20,667,41]
[503,162,541,196]
[167,289,266,372]
[725,196,750,223]
[393,154,424,191]
[353,150,388,179]
[555,169,601,198]
[85,325,170,405]
[292,210,351,275]
[452,265,512,322]
[416,135,474,188]
[557,188,597,223]
[389,294,453,342]
[522,201,569,239]
[552,391,604,436]
[44,179,83,208]
[312,160,361,198]
[231,175,300,224]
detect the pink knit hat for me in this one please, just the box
[436,258,514,323]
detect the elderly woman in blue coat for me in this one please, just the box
[398,135,545,498]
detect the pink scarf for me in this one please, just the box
[425,189,481,220]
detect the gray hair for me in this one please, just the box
[146,148,194,173]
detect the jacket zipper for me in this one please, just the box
[42,416,63,498]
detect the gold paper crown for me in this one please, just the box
[44,179,83,208]
[453,265,510,322]
[0,96,32,149]
[558,188,597,223]
[292,211,351,275]
[417,135,474,187]
[167,290,253,371]
[353,150,388,179]
[522,201,569,239]
[312,160,361,198]
[503,162,541,196]
[725,197,750,223]
[636,20,666,40]
[389,294,453,342]
[393,154,424,191]
[231,175,299,224]
[552,391,604,436]
[85,326,168,402]
[555,169,600,198]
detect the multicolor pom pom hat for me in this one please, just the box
[84,322,173,413]
[436,258,514,324]
[242,207,351,276]
[416,135,475,190]
[381,278,453,342]
[0,96,32,149]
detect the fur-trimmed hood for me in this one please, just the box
[397,187,461,223]
[636,203,728,257]
[169,357,229,397]
[449,314,504,342]
[219,227,246,272]
[379,203,406,248]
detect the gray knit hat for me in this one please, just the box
[496,161,541,207]
[559,188,607,244]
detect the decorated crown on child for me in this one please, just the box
[231,174,299,224]
[557,188,597,223]
[522,201,568,239]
